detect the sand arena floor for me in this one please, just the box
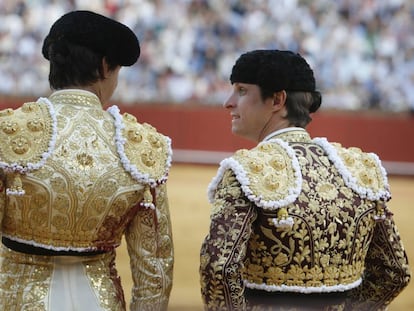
[116,164,414,311]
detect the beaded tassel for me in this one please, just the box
[6,173,25,196]
[140,185,155,209]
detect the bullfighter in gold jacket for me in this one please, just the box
[200,50,410,310]
[0,11,173,311]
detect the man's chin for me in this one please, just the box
[232,128,247,139]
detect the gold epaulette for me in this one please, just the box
[313,138,390,201]
[0,100,55,195]
[114,111,172,209]
[208,139,302,212]
[120,112,172,186]
[0,101,53,167]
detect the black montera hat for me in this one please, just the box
[42,10,140,66]
[230,50,316,93]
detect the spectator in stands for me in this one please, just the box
[200,49,410,310]
[0,10,174,311]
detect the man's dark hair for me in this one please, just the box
[47,42,118,89]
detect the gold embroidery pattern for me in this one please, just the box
[0,91,168,251]
[121,113,171,183]
[126,183,174,311]
[346,218,411,309]
[49,90,102,108]
[0,101,53,165]
[330,142,389,197]
[0,246,51,311]
[232,143,297,204]
[200,170,256,311]
[0,246,128,311]
[84,251,125,311]
[0,91,174,310]
[244,143,377,290]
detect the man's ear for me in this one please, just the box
[272,90,287,111]
[102,58,110,78]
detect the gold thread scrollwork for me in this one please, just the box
[11,136,30,154]
[27,118,44,132]
[269,155,286,171]
[76,153,94,168]
[141,150,155,167]
[359,171,373,186]
[2,120,19,134]
[127,129,142,143]
[148,133,162,148]
[264,173,280,191]
[249,159,263,173]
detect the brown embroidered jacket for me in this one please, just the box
[200,128,410,310]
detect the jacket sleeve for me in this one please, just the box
[200,170,257,311]
[347,205,411,310]
[125,183,174,311]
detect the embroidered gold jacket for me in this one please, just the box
[200,128,410,311]
[0,89,174,310]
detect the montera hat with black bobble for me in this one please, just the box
[230,49,321,112]
[230,49,317,93]
[42,10,140,66]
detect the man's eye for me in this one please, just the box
[238,88,246,95]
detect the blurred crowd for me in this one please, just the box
[0,0,413,111]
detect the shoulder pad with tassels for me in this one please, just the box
[0,101,55,170]
[107,106,172,209]
[0,99,57,195]
[120,112,172,186]
[208,138,302,211]
[313,137,390,201]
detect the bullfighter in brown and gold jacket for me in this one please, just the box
[200,50,410,311]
